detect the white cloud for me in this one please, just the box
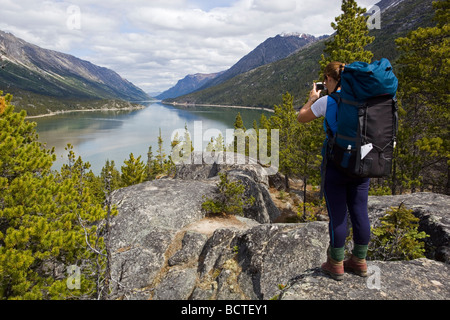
[0,0,360,94]
[251,0,297,12]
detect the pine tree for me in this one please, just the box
[0,92,55,181]
[101,160,121,190]
[232,112,248,155]
[319,0,374,75]
[206,134,225,153]
[0,95,6,114]
[58,144,116,299]
[0,94,112,299]
[121,153,147,187]
[297,119,323,215]
[146,146,157,181]
[258,113,272,160]
[181,124,194,158]
[155,128,167,175]
[234,112,245,130]
[252,119,259,157]
[270,92,301,190]
[394,0,450,194]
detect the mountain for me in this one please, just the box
[156,72,224,100]
[169,0,436,109]
[0,30,149,102]
[365,0,435,62]
[199,33,321,91]
[159,33,321,100]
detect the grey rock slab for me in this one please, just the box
[280,258,450,300]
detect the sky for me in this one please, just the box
[0,0,380,95]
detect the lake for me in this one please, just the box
[32,102,273,175]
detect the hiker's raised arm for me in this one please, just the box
[297,83,320,123]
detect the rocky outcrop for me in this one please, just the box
[174,151,270,185]
[280,258,449,300]
[108,160,449,300]
[174,152,279,224]
[233,223,328,300]
[108,166,283,300]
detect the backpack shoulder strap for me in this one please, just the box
[324,92,340,138]
[328,92,340,104]
[320,93,340,200]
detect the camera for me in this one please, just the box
[315,82,325,91]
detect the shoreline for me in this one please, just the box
[162,101,275,113]
[25,105,146,119]
[25,101,274,119]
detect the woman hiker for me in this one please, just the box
[297,61,370,281]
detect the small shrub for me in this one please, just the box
[368,203,429,261]
[297,199,326,222]
[202,172,255,217]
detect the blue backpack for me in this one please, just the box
[325,58,399,179]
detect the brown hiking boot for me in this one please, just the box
[321,257,344,281]
[344,255,368,277]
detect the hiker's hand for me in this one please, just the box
[309,83,321,102]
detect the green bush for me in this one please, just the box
[368,203,429,261]
[202,172,255,217]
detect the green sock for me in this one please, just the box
[329,246,345,262]
[353,244,368,260]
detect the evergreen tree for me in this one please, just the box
[121,153,147,187]
[180,124,194,158]
[394,0,450,194]
[101,160,121,191]
[146,146,157,181]
[319,0,374,75]
[252,119,259,157]
[259,113,270,131]
[171,131,182,164]
[297,119,323,215]
[0,94,111,299]
[234,112,245,130]
[167,125,191,175]
[206,137,214,153]
[58,144,116,299]
[206,134,225,153]
[0,95,6,114]
[270,92,301,190]
[232,112,248,155]
[155,128,167,175]
[258,113,272,160]
[0,92,55,181]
